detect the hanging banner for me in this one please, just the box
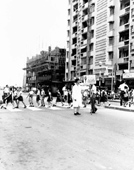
[83,75,96,85]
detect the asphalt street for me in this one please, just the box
[0,92,134,170]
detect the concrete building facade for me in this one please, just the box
[23,47,66,89]
[66,0,134,87]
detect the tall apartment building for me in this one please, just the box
[66,0,134,86]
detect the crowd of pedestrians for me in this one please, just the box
[0,78,132,114]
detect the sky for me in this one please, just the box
[0,0,68,87]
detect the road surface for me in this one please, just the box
[0,102,134,170]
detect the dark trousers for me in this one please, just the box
[90,94,96,113]
[120,91,125,106]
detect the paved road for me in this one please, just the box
[0,102,134,170]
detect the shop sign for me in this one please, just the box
[123,72,134,79]
[83,75,96,85]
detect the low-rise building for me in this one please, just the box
[23,46,66,90]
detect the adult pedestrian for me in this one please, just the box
[40,88,45,107]
[90,84,97,114]
[82,89,89,108]
[36,88,41,107]
[16,87,27,108]
[72,78,82,115]
[118,80,129,106]
[27,88,34,107]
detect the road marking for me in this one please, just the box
[48,107,63,110]
[27,106,42,111]
[7,106,22,112]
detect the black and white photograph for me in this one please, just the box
[0,0,134,169]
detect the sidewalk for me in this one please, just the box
[105,104,134,112]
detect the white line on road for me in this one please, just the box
[7,106,22,112]
[27,106,42,111]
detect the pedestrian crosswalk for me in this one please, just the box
[0,103,91,113]
[0,105,66,112]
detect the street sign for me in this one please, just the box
[83,75,96,85]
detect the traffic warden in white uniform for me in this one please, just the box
[72,78,82,115]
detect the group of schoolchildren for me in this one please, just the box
[0,85,26,109]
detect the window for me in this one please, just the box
[81,57,86,65]
[109,37,114,45]
[108,52,113,61]
[109,22,114,31]
[90,43,94,51]
[89,56,93,65]
[109,6,114,16]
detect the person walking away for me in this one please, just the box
[40,89,45,107]
[12,87,18,108]
[72,78,82,115]
[123,85,129,107]
[67,89,73,108]
[4,87,14,108]
[57,89,64,106]
[82,89,88,108]
[90,84,97,114]
[2,85,9,104]
[27,88,34,107]
[16,87,27,108]
[47,90,53,107]
[36,88,41,107]
[118,80,129,106]
[62,85,68,104]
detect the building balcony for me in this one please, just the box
[68,4,71,9]
[37,75,51,82]
[81,64,87,70]
[65,68,68,73]
[67,26,70,30]
[108,15,114,22]
[120,6,130,16]
[73,21,78,27]
[108,0,114,7]
[91,0,95,3]
[90,37,95,43]
[71,66,75,71]
[118,57,129,64]
[90,11,95,17]
[119,23,129,32]
[66,58,69,62]
[90,50,95,56]
[81,27,87,33]
[26,73,33,77]
[67,15,70,20]
[73,9,78,16]
[82,14,88,22]
[82,2,88,9]
[72,43,77,49]
[81,39,87,46]
[28,79,36,84]
[90,24,95,30]
[88,64,93,69]
[108,30,114,37]
[72,0,78,5]
[118,40,129,48]
[67,36,70,41]
[107,45,113,52]
[81,52,87,57]
[72,32,77,38]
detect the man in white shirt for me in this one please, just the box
[118,80,129,106]
[72,78,82,115]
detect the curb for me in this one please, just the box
[105,105,134,112]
